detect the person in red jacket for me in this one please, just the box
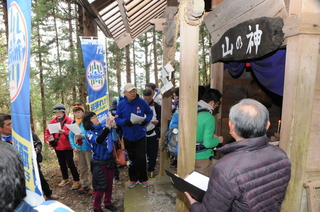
[45,103,80,190]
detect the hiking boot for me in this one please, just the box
[140,181,149,188]
[104,204,117,211]
[79,186,89,194]
[128,181,138,189]
[48,193,58,200]
[88,189,95,195]
[58,179,70,187]
[71,181,80,190]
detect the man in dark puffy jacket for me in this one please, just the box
[185,98,291,212]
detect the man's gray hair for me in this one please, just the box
[229,98,269,138]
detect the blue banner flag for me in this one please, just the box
[80,37,109,126]
[8,0,44,205]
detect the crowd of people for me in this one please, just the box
[0,81,292,212]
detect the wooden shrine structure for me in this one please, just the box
[79,0,320,211]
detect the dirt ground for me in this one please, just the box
[41,148,176,212]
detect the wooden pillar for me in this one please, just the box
[176,0,203,211]
[158,43,172,178]
[280,0,320,211]
[211,62,224,135]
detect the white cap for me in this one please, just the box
[123,83,136,92]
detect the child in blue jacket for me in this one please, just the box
[83,112,117,212]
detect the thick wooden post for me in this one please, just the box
[280,0,320,211]
[176,0,203,211]
[158,43,173,178]
[211,62,224,136]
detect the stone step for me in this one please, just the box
[123,176,176,212]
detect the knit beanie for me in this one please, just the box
[53,103,66,113]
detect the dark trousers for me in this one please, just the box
[55,150,79,181]
[124,137,148,182]
[93,165,115,210]
[38,163,52,197]
[147,135,159,172]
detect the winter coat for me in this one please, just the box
[91,159,116,191]
[196,106,220,160]
[44,115,73,151]
[85,124,113,161]
[68,121,91,151]
[32,132,43,163]
[86,124,116,191]
[190,135,291,212]
[115,94,153,142]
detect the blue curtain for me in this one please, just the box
[225,49,286,96]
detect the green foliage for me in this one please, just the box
[0,35,10,113]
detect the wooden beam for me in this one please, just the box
[150,18,166,31]
[280,35,320,212]
[204,0,287,44]
[116,0,131,33]
[211,62,224,136]
[283,14,320,38]
[163,7,178,46]
[78,0,113,37]
[158,45,173,178]
[114,31,133,49]
[176,1,202,211]
[303,180,320,212]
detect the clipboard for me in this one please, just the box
[165,169,207,202]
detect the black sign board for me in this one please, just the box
[211,17,284,63]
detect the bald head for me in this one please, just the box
[229,99,269,138]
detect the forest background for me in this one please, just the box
[0,0,212,139]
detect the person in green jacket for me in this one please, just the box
[195,88,223,176]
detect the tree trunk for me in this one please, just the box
[116,47,122,88]
[67,0,77,102]
[35,9,47,142]
[1,0,8,45]
[82,7,97,36]
[133,40,137,85]
[76,2,87,102]
[52,4,64,103]
[153,28,159,87]
[126,44,131,83]
[200,26,208,85]
[144,32,150,83]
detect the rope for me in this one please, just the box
[165,0,204,67]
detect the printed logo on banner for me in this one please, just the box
[8,2,28,102]
[86,60,105,91]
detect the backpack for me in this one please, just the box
[164,108,210,157]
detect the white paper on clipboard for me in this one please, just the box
[130,113,145,123]
[47,123,61,134]
[65,124,82,135]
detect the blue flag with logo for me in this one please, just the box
[80,37,109,126]
[8,0,44,205]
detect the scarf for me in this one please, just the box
[198,100,214,114]
[75,118,82,125]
